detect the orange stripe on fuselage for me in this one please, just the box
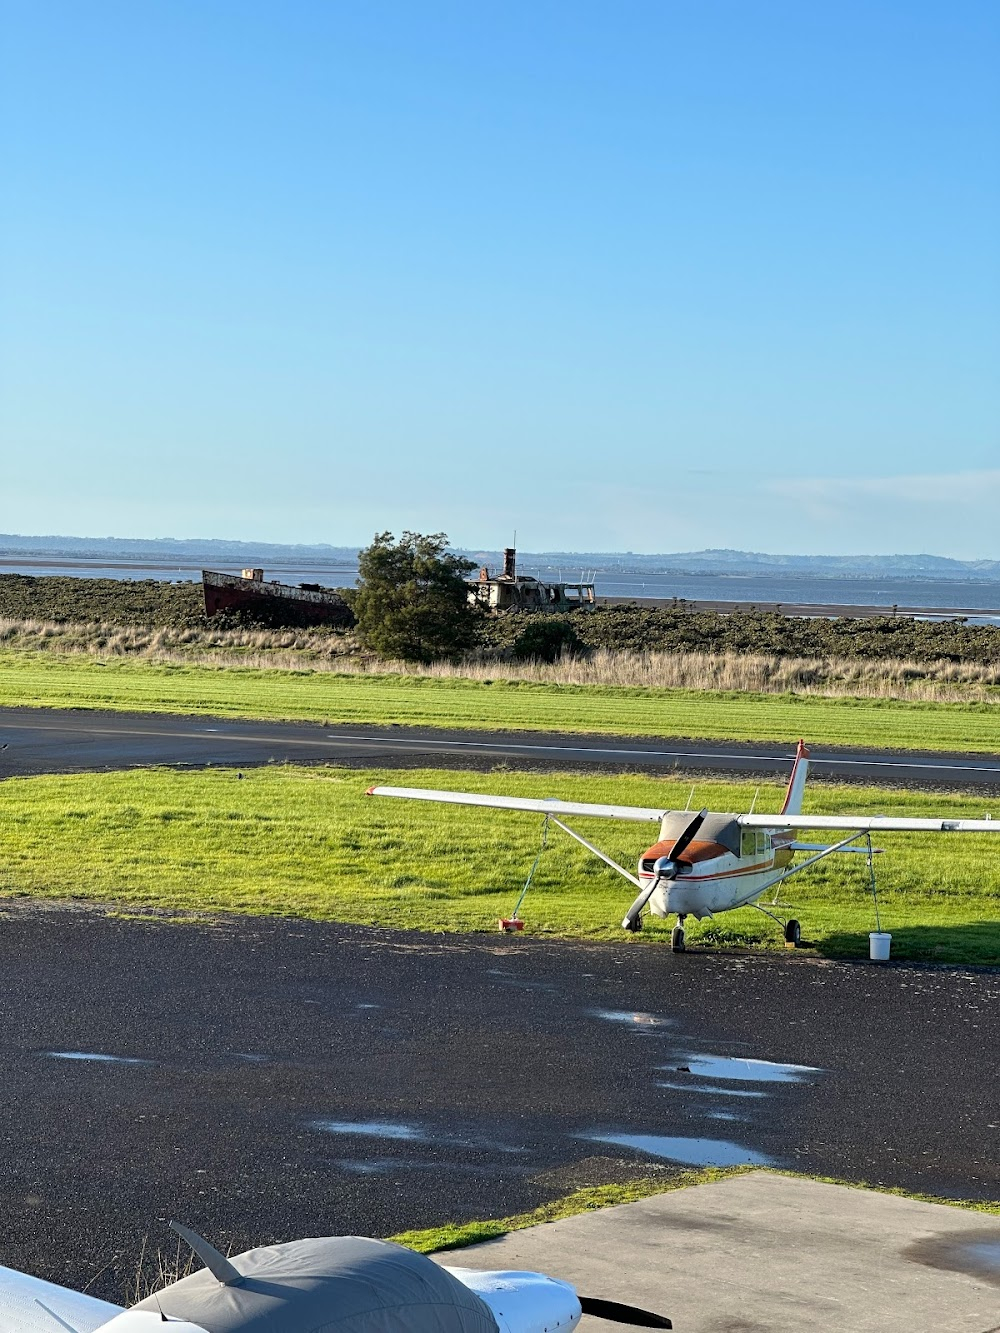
[641,838,729,865]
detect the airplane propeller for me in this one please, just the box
[621,808,708,932]
[578,1296,672,1327]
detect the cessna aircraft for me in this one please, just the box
[369,741,1000,950]
[1,1221,670,1333]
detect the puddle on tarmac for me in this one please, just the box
[583,1132,772,1168]
[905,1230,1000,1287]
[234,1052,269,1063]
[356,1003,381,1010]
[656,1080,766,1099]
[704,1111,743,1122]
[311,1120,424,1141]
[965,1240,1000,1270]
[46,1051,153,1066]
[311,1120,524,1155]
[666,1054,821,1083]
[590,1010,672,1030]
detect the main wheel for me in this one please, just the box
[784,918,801,946]
[671,925,686,952]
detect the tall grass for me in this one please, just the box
[2,617,999,702]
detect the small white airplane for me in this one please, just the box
[369,741,1000,950]
[0,1221,671,1332]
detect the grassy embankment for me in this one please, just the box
[3,765,999,963]
[1,652,1000,750]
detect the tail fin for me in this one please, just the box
[780,740,810,816]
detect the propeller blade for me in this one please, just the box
[621,876,661,931]
[666,807,708,864]
[579,1296,672,1328]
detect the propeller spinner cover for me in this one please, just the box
[129,1237,499,1333]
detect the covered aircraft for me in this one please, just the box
[1,1223,671,1333]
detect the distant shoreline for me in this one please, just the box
[597,596,1000,620]
[1,560,999,622]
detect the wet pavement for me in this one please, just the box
[0,904,997,1302]
[442,1172,1000,1332]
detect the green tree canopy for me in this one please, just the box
[354,531,477,663]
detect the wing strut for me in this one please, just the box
[548,817,642,888]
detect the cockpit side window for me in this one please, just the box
[741,829,770,857]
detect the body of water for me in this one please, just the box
[3,557,1000,617]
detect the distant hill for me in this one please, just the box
[1,534,998,581]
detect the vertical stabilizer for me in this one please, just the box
[780,740,810,815]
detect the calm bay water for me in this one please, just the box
[4,555,1000,618]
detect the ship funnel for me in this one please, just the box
[503,547,516,579]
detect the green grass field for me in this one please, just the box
[2,651,1000,750]
[2,764,998,963]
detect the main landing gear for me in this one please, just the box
[752,901,803,947]
[671,915,687,953]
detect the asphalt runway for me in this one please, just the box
[3,706,1000,789]
[0,906,997,1303]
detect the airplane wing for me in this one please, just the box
[367,786,665,822]
[742,813,1000,833]
[0,1263,122,1333]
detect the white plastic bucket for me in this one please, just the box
[869,932,892,961]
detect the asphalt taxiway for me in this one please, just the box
[1,906,997,1302]
[2,706,1000,789]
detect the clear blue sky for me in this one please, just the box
[2,1,997,556]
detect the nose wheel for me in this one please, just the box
[671,916,686,952]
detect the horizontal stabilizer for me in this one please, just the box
[367,787,665,822]
[745,814,1000,834]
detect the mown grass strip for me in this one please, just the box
[1,651,999,751]
[390,1166,1000,1255]
[2,765,999,963]
[390,1169,746,1252]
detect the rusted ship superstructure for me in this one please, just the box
[202,569,352,625]
[467,548,596,613]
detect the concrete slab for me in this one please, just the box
[435,1172,1000,1333]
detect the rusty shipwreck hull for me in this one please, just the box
[202,570,352,626]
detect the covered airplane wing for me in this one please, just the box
[367,787,666,822]
[0,1263,122,1333]
[741,813,1000,833]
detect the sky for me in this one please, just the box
[2,1,998,557]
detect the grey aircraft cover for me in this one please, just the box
[131,1236,501,1333]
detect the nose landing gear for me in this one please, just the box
[671,915,687,952]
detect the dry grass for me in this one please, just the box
[2,615,999,702]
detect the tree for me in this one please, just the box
[354,531,477,663]
[511,616,584,663]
